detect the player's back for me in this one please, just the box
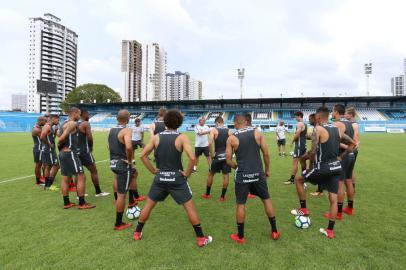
[77,120,90,153]
[153,120,166,135]
[316,124,340,164]
[296,123,307,148]
[234,127,263,173]
[32,125,42,151]
[155,131,183,171]
[59,120,79,151]
[214,127,229,154]
[108,125,126,160]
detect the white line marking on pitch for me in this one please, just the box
[0,159,109,185]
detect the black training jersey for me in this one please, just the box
[234,127,264,174]
[108,125,127,161]
[295,122,307,149]
[155,131,183,171]
[32,124,42,151]
[316,124,340,165]
[42,123,56,151]
[59,120,79,151]
[153,120,166,135]
[339,118,354,154]
[214,127,229,155]
[77,120,91,153]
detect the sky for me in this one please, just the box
[0,0,405,109]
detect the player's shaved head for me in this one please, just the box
[117,109,130,124]
[244,113,252,126]
[69,107,80,115]
[37,116,46,125]
[316,106,330,120]
[234,114,247,129]
[333,104,346,115]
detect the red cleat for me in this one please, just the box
[323,213,343,220]
[343,207,353,215]
[40,176,45,183]
[63,203,76,209]
[271,232,280,240]
[133,231,143,241]
[219,197,225,202]
[248,193,256,199]
[197,236,213,247]
[135,196,146,202]
[78,203,96,210]
[230,233,245,244]
[114,222,132,231]
[128,201,138,208]
[201,194,212,199]
[320,228,334,239]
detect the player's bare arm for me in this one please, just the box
[58,121,76,144]
[291,122,303,144]
[140,135,158,174]
[257,130,270,177]
[123,128,134,164]
[304,128,318,162]
[226,136,237,169]
[179,134,195,177]
[208,128,216,158]
[40,124,53,148]
[84,122,94,151]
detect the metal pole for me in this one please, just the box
[46,94,49,114]
[240,78,243,99]
[366,74,370,96]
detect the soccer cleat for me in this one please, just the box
[197,235,213,247]
[230,233,245,244]
[248,193,256,199]
[114,222,132,231]
[283,180,294,185]
[133,231,143,241]
[48,185,59,191]
[320,228,334,239]
[78,203,96,210]
[128,201,138,208]
[76,194,89,199]
[63,203,76,209]
[323,213,343,220]
[69,187,76,192]
[95,192,110,197]
[135,195,146,202]
[219,197,225,202]
[201,194,212,199]
[290,208,310,216]
[40,176,45,183]
[271,232,280,240]
[310,192,324,196]
[342,207,353,215]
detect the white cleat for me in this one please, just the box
[95,192,110,197]
[76,193,88,199]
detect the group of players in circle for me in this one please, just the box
[31,104,359,247]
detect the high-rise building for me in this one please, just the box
[27,13,78,113]
[141,43,167,101]
[166,71,190,101]
[11,94,27,111]
[121,40,142,102]
[391,75,404,96]
[189,79,203,100]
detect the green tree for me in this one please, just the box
[61,83,121,112]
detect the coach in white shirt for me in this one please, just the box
[132,118,145,151]
[275,120,288,156]
[194,118,211,172]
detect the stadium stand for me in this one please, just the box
[356,109,387,121]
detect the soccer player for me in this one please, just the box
[345,107,360,195]
[290,106,355,238]
[201,116,232,201]
[58,107,95,209]
[150,107,167,135]
[244,113,258,199]
[275,120,288,156]
[40,114,60,190]
[132,118,145,151]
[77,110,109,197]
[193,117,211,172]
[306,114,324,197]
[32,116,47,185]
[226,115,280,243]
[133,109,213,247]
[329,104,357,219]
[284,111,307,185]
[108,109,136,230]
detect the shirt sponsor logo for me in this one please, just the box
[242,172,260,182]
[158,171,177,182]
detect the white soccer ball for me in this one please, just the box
[294,215,311,229]
[126,206,141,220]
[289,151,294,156]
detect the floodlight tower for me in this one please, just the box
[237,67,245,99]
[364,63,372,96]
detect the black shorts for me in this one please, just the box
[59,151,84,177]
[132,140,144,150]
[110,159,135,194]
[210,158,231,174]
[293,146,306,158]
[303,160,342,194]
[235,172,270,204]
[42,149,59,166]
[340,153,355,181]
[33,150,42,163]
[277,139,286,146]
[78,151,95,167]
[195,146,209,157]
[148,171,192,205]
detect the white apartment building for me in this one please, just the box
[189,79,203,100]
[27,13,78,113]
[141,43,167,101]
[166,71,190,101]
[121,40,142,102]
[11,94,27,111]
[391,75,404,96]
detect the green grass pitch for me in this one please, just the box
[0,132,405,270]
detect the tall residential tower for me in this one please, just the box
[121,40,142,102]
[142,43,167,101]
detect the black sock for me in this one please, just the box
[36,177,40,184]
[317,185,323,193]
[133,189,140,199]
[348,200,353,209]
[136,222,145,233]
[290,175,295,181]
[115,212,123,226]
[328,220,335,230]
[338,202,343,213]
[237,222,244,239]
[48,177,54,187]
[206,186,211,195]
[63,196,70,206]
[114,192,118,201]
[129,190,135,204]
[221,188,227,198]
[300,200,306,209]
[94,184,102,194]
[79,196,85,205]
[44,177,49,187]
[193,224,204,238]
[268,216,277,233]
